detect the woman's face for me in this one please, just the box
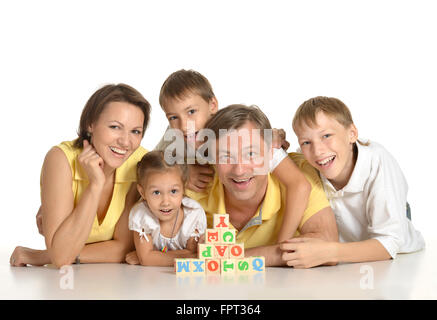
[88,101,145,170]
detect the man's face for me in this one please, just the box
[215,121,269,203]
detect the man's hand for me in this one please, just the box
[186,164,215,192]
[280,237,337,268]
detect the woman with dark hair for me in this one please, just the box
[10,84,151,268]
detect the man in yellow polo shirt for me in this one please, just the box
[186,104,338,267]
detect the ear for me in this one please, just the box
[348,123,358,143]
[136,183,146,200]
[209,97,218,115]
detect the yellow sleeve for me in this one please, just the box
[288,153,331,229]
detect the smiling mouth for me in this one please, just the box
[160,209,173,215]
[110,146,128,156]
[316,155,336,167]
[231,177,253,187]
[185,132,199,141]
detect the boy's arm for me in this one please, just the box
[133,232,196,267]
[273,156,311,243]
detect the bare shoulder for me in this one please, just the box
[41,146,72,179]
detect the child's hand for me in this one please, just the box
[186,164,215,192]
[125,250,140,265]
[272,128,290,151]
[186,237,199,253]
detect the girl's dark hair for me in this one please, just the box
[74,83,151,148]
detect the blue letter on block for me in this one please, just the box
[192,260,205,273]
[252,258,265,272]
[176,260,190,273]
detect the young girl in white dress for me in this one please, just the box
[128,150,207,266]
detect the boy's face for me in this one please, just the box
[163,92,218,146]
[294,111,358,189]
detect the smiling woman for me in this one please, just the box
[9,84,151,268]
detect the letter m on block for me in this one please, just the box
[176,260,190,273]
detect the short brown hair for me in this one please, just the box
[136,150,188,186]
[204,104,272,137]
[159,69,215,109]
[74,83,151,148]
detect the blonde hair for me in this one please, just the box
[293,96,368,146]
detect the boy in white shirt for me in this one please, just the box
[280,96,424,268]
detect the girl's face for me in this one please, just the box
[294,111,358,190]
[137,167,184,222]
[88,101,144,170]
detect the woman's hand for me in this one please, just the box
[186,164,215,192]
[78,140,106,188]
[125,250,140,265]
[272,128,290,150]
[10,246,51,267]
[279,238,337,269]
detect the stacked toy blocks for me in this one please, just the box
[174,213,265,275]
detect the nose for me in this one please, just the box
[117,129,129,148]
[311,140,325,157]
[160,193,170,206]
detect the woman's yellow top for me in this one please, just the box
[47,140,147,244]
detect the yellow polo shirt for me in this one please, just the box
[185,153,330,248]
[46,140,147,244]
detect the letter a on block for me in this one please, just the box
[214,245,229,259]
[213,214,230,229]
[175,259,191,275]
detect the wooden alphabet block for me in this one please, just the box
[249,256,265,273]
[220,229,236,244]
[175,259,191,275]
[198,244,215,259]
[190,259,206,275]
[205,229,220,244]
[236,258,251,274]
[214,245,229,259]
[213,214,230,229]
[205,259,221,274]
[229,244,244,259]
[221,259,236,274]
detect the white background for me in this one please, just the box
[1,0,436,253]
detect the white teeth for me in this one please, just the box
[110,146,127,155]
[233,178,251,183]
[317,156,335,166]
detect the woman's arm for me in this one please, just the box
[41,142,106,268]
[273,156,311,243]
[77,184,139,263]
[134,232,196,267]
